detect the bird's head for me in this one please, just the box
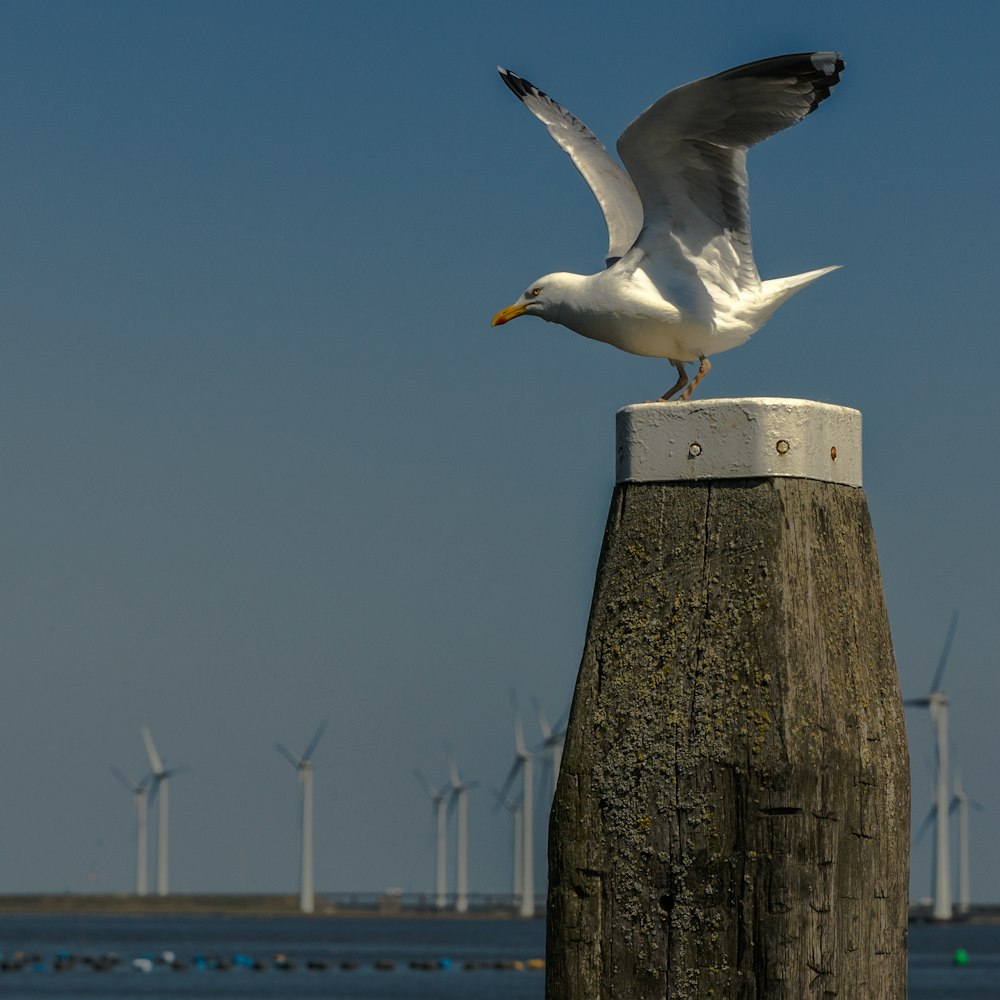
[491,274,576,327]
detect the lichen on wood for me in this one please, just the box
[546,478,908,999]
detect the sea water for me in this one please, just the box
[908,922,1000,999]
[0,913,545,1000]
[0,913,995,998]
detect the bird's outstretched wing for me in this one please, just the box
[499,67,644,267]
[617,52,844,297]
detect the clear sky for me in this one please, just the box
[1,0,998,906]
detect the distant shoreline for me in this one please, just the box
[0,893,538,919]
[907,904,1000,925]
[3,894,999,925]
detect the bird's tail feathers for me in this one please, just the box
[757,265,840,322]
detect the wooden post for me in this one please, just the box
[546,399,908,999]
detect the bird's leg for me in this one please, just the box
[659,360,688,401]
[678,355,711,401]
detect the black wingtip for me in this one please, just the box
[717,51,845,115]
[498,66,544,104]
[804,52,845,113]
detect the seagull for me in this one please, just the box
[491,53,844,401]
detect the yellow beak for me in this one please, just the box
[491,302,528,326]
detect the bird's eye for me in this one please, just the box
[529,287,542,298]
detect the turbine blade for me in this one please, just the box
[140,724,165,774]
[274,742,301,768]
[301,720,328,763]
[533,697,552,740]
[110,766,137,793]
[414,770,439,801]
[492,784,524,812]
[929,610,960,694]
[913,806,936,846]
[495,757,523,810]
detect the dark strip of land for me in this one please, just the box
[0,894,533,918]
[3,894,998,923]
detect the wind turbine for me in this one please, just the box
[448,757,476,914]
[111,767,149,896]
[950,770,984,915]
[275,721,327,914]
[141,725,185,897]
[495,789,524,908]
[499,694,535,917]
[533,699,567,802]
[904,611,959,921]
[416,771,450,908]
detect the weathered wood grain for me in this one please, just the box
[546,478,908,999]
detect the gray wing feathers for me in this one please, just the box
[617,52,844,293]
[619,52,844,153]
[498,67,644,266]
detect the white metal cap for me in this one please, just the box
[616,398,861,486]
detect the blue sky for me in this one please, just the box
[1,0,998,905]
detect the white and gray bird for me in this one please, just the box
[491,53,845,401]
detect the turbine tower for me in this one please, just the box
[275,721,327,914]
[496,789,524,908]
[904,611,959,921]
[416,771,449,909]
[499,694,535,918]
[111,767,149,896]
[448,758,473,914]
[950,770,983,915]
[141,724,184,897]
